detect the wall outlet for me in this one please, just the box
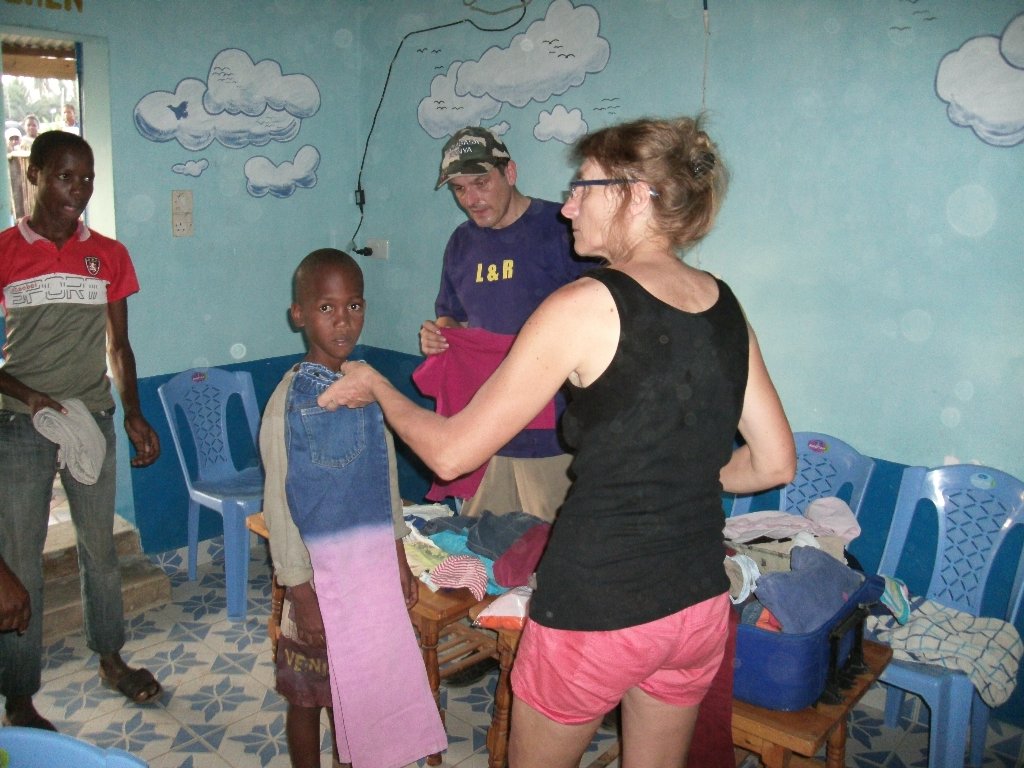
[365,238,389,260]
[172,211,194,237]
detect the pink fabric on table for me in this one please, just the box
[803,497,861,542]
[413,327,556,501]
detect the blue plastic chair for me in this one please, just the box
[0,726,148,767]
[729,431,876,517]
[877,464,1024,768]
[158,367,264,620]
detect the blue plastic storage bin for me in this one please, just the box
[0,726,148,768]
[733,574,883,711]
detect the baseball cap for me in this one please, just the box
[435,126,511,189]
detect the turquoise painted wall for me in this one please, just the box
[347,0,1024,483]
[3,0,1021,487]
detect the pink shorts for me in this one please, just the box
[511,593,730,725]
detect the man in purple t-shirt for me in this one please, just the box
[418,126,591,524]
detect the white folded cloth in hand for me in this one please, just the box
[32,398,106,485]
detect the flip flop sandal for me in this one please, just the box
[99,666,162,704]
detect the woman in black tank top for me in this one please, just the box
[317,116,796,768]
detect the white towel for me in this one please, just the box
[32,398,106,485]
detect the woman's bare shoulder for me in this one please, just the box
[525,273,613,325]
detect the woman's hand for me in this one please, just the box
[317,361,383,410]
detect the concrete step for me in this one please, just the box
[43,516,142,581]
[41,519,172,645]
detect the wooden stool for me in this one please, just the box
[731,640,892,768]
[409,588,498,766]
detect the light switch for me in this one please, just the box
[172,190,194,237]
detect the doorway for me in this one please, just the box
[0,25,114,235]
[2,34,80,223]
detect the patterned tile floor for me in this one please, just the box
[4,537,1024,768]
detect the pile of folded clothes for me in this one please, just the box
[402,506,552,601]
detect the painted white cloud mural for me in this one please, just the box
[418,0,609,139]
[172,159,209,177]
[534,105,588,144]
[244,144,320,198]
[489,121,511,137]
[134,48,320,151]
[936,12,1024,147]
[417,61,503,140]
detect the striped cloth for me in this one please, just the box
[431,555,489,600]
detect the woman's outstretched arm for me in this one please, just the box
[319,277,610,479]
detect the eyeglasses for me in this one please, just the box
[566,178,659,199]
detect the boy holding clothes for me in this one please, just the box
[260,248,445,768]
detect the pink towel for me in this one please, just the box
[414,327,556,501]
[306,529,447,767]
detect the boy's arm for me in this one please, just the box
[0,369,64,415]
[288,580,326,649]
[385,429,411,539]
[259,385,315,589]
[385,428,418,608]
[106,298,160,467]
[259,383,326,645]
[396,539,418,609]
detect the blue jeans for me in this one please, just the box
[0,408,124,699]
[284,363,392,537]
[420,509,543,560]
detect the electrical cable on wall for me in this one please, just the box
[701,0,710,112]
[690,0,712,271]
[348,1,533,254]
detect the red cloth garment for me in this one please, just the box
[493,523,552,587]
[413,327,556,501]
[689,605,740,768]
